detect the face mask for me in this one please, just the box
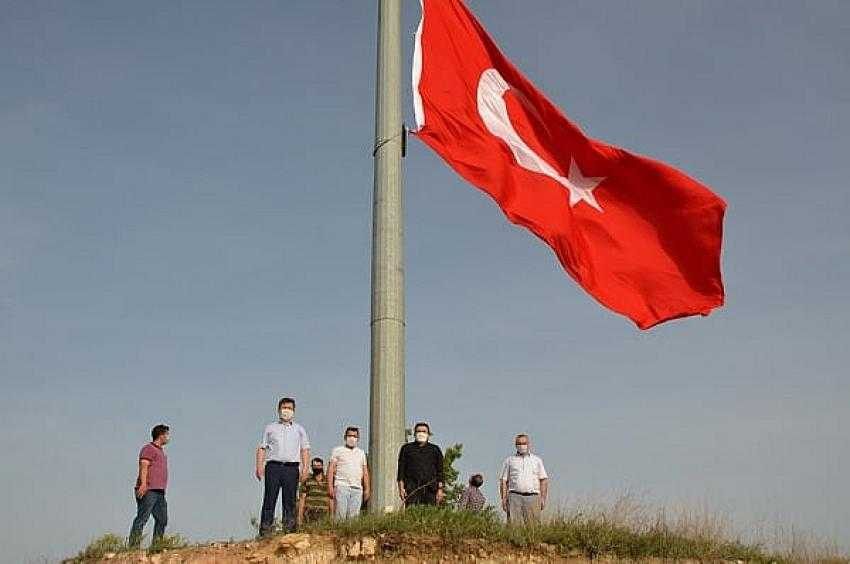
[516,444,529,455]
[280,408,294,421]
[345,436,358,448]
[415,431,428,443]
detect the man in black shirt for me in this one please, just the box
[397,422,445,506]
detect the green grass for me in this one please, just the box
[147,533,189,554]
[67,534,127,563]
[67,532,190,562]
[303,505,800,563]
[69,503,849,563]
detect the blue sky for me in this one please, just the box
[1,1,848,562]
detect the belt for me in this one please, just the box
[509,490,539,496]
[267,461,300,467]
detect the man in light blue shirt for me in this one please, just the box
[255,397,311,535]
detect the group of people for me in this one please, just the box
[128,397,550,547]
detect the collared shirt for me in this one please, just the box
[137,442,168,491]
[330,445,367,488]
[397,441,444,489]
[458,486,486,511]
[500,453,548,494]
[260,421,310,463]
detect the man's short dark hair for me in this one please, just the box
[470,473,484,488]
[414,422,430,433]
[311,457,324,465]
[278,397,296,409]
[345,426,359,436]
[151,424,170,441]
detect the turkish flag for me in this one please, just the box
[412,0,726,329]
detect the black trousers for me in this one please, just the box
[260,462,299,535]
[406,485,437,506]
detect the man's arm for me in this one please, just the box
[434,447,445,503]
[297,490,306,526]
[499,459,509,512]
[326,459,337,499]
[434,446,445,486]
[362,463,371,502]
[255,447,266,481]
[539,478,549,510]
[396,446,407,502]
[136,459,151,498]
[256,427,269,481]
[299,427,311,482]
[499,479,508,512]
[537,458,549,509]
[300,448,310,482]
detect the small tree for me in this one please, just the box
[442,443,464,507]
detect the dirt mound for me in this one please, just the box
[83,532,604,563]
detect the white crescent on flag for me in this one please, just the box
[476,68,605,212]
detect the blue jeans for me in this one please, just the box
[129,490,167,548]
[334,484,363,519]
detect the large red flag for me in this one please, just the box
[412,0,725,329]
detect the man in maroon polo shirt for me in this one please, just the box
[129,424,170,548]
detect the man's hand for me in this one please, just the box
[299,471,308,483]
[398,487,406,502]
[327,487,335,500]
[501,497,508,512]
[135,484,148,499]
[255,465,264,481]
[363,489,371,502]
[436,488,445,504]
[540,497,547,511]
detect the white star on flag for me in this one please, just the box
[562,158,605,212]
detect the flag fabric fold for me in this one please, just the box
[412,0,726,329]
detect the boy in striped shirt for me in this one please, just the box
[297,458,332,525]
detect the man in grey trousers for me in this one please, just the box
[499,433,549,525]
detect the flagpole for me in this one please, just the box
[369,0,405,514]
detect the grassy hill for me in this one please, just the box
[65,505,848,563]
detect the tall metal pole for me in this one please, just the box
[369,0,405,514]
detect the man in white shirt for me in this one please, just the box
[327,426,370,519]
[499,433,548,525]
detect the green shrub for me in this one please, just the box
[68,533,127,562]
[147,533,189,554]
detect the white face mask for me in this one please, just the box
[415,431,428,443]
[345,436,358,448]
[516,444,529,455]
[279,408,294,421]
